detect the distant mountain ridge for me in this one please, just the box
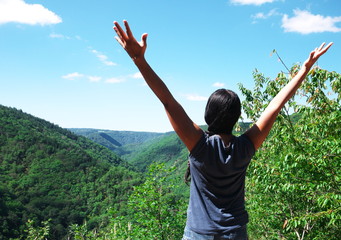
[70,128,165,145]
[70,128,167,158]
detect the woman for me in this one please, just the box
[113,20,332,240]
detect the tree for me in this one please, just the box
[126,163,186,239]
[69,162,187,240]
[239,66,341,239]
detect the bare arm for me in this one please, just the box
[245,42,333,151]
[113,20,203,152]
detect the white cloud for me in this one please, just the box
[213,82,225,88]
[62,72,141,84]
[62,72,84,80]
[0,0,62,25]
[252,9,280,23]
[253,12,267,19]
[62,73,104,82]
[131,72,143,79]
[49,33,65,39]
[88,76,102,82]
[105,77,125,84]
[185,94,208,102]
[91,49,117,66]
[49,33,81,40]
[230,0,276,6]
[49,33,72,40]
[105,72,143,84]
[282,9,341,34]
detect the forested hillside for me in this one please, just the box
[71,129,193,199]
[0,105,142,239]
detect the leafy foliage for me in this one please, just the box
[239,67,341,239]
[23,219,51,240]
[69,163,187,239]
[0,105,142,239]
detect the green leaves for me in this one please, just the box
[24,219,51,240]
[68,163,187,240]
[241,67,341,239]
[123,163,186,239]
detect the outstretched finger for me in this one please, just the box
[114,21,128,40]
[322,42,333,52]
[114,36,124,48]
[317,42,333,57]
[124,20,134,39]
[317,42,326,51]
[113,26,123,41]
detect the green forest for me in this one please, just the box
[0,106,143,239]
[0,66,340,239]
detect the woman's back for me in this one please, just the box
[187,133,255,235]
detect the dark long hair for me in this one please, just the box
[185,89,241,184]
[204,89,241,135]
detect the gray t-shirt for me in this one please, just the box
[186,132,255,235]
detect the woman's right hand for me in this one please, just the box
[113,20,148,61]
[303,42,333,69]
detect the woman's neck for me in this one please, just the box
[218,133,234,148]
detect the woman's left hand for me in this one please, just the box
[113,20,148,61]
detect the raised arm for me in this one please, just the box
[245,42,333,151]
[113,20,203,151]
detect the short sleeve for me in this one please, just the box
[189,132,207,159]
[238,134,256,159]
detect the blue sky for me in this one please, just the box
[0,0,340,132]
